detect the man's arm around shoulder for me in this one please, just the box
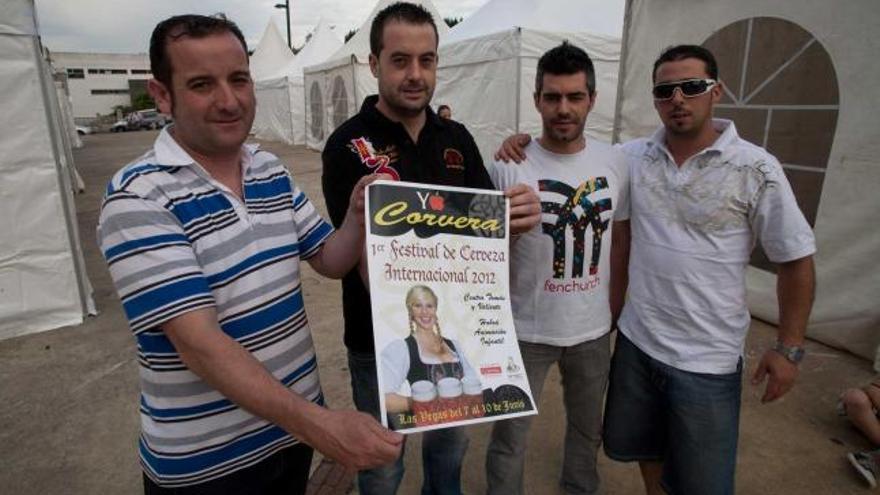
[481,134,541,235]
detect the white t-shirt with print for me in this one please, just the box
[618,119,816,374]
[491,140,630,346]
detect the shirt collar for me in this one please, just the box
[359,94,446,134]
[646,118,739,159]
[153,125,260,169]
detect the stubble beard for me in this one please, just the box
[543,118,586,148]
[665,114,703,139]
[664,102,714,138]
[381,79,434,119]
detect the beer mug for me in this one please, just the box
[411,380,437,426]
[462,377,484,419]
[437,377,464,420]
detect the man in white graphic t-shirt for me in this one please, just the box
[486,42,630,495]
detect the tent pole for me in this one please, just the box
[351,54,359,117]
[34,40,93,318]
[300,78,307,146]
[515,27,522,134]
[612,0,635,144]
[288,78,295,145]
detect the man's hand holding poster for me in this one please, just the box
[365,180,537,433]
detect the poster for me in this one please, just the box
[365,180,537,434]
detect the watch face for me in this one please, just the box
[785,347,805,363]
[775,343,805,363]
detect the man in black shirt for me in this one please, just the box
[322,3,539,494]
[323,91,499,352]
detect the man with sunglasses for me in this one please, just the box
[602,44,816,495]
[495,45,816,495]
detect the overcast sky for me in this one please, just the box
[35,0,488,54]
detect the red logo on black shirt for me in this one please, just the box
[350,137,400,180]
[443,148,465,171]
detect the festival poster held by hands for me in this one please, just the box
[365,180,537,434]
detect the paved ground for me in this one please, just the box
[0,130,876,494]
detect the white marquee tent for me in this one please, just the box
[54,75,82,150]
[303,0,449,151]
[248,20,295,82]
[616,0,880,368]
[0,0,94,340]
[434,0,625,162]
[253,19,343,145]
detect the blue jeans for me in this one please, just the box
[603,333,742,495]
[348,351,469,495]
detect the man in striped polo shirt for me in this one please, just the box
[97,15,402,494]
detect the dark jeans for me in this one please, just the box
[143,443,313,494]
[348,350,469,495]
[603,333,742,495]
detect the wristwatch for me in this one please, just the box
[773,341,805,364]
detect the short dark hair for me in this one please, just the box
[150,14,248,87]
[437,104,450,112]
[535,42,596,95]
[370,2,438,57]
[652,44,718,81]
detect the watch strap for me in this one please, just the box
[773,341,805,364]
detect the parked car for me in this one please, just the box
[134,109,170,130]
[75,125,92,135]
[110,109,172,133]
[110,119,129,132]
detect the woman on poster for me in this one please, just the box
[381,285,479,416]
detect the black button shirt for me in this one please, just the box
[322,95,493,353]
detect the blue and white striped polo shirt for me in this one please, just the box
[97,129,333,487]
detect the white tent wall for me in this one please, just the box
[304,58,361,150]
[303,71,324,149]
[443,0,624,46]
[303,0,449,151]
[55,77,82,149]
[303,54,371,151]
[254,76,297,145]
[289,81,305,145]
[435,28,620,163]
[616,0,880,364]
[433,29,525,163]
[53,74,88,192]
[435,57,519,162]
[0,0,94,340]
[254,20,342,146]
[251,20,298,143]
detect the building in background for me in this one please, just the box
[49,51,151,123]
